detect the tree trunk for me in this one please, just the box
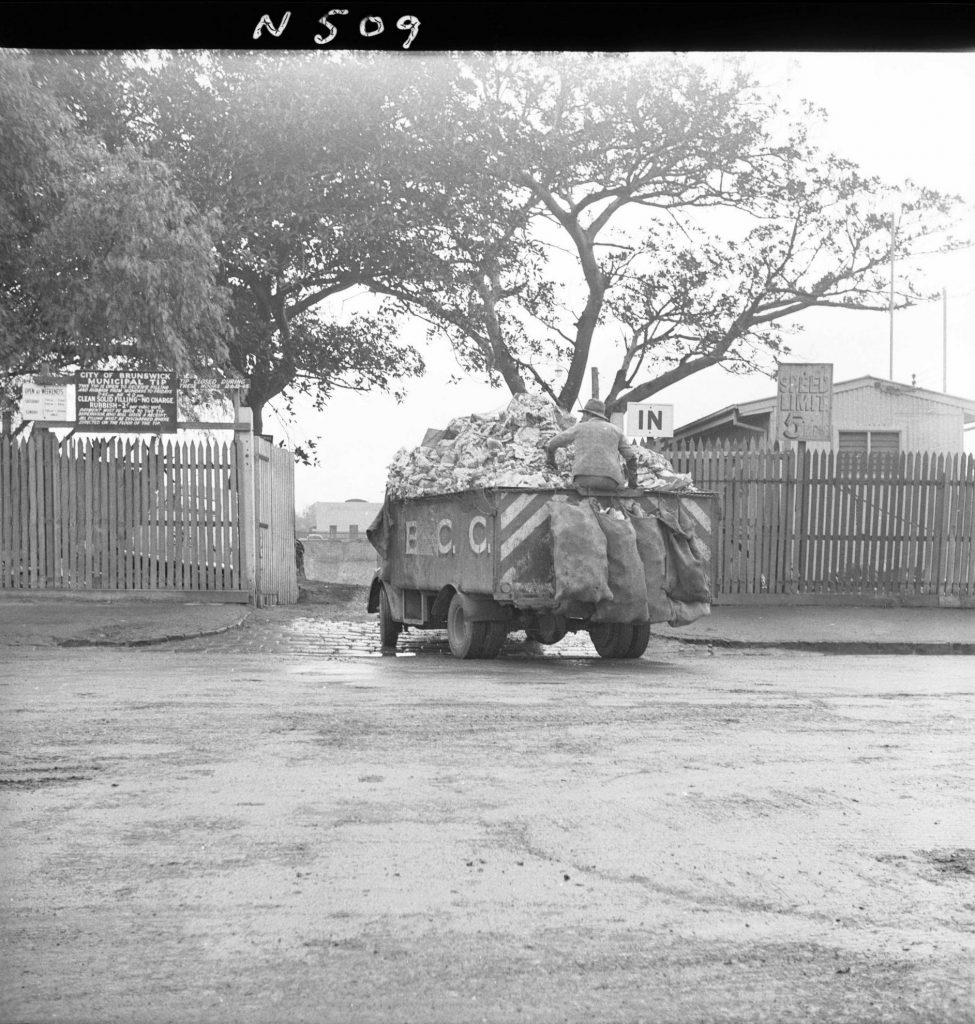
[555,229,606,411]
[493,350,528,396]
[248,401,265,436]
[558,297,601,409]
[475,268,528,397]
[243,377,267,435]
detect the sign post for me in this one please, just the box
[234,406,258,604]
[773,363,833,447]
[18,371,248,432]
[19,380,72,427]
[775,362,833,589]
[75,371,178,432]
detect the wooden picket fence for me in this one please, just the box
[0,431,297,604]
[668,443,975,606]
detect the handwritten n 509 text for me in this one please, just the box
[253,10,420,49]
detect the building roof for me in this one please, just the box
[674,375,975,439]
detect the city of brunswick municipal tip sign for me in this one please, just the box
[75,371,178,432]
[774,362,833,443]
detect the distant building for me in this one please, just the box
[307,500,382,540]
[672,376,975,455]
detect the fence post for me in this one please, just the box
[235,408,257,603]
[936,453,955,603]
[795,440,810,591]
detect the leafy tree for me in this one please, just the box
[0,50,230,399]
[32,50,433,438]
[366,53,968,415]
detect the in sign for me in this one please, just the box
[621,402,674,439]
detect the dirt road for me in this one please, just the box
[1,637,973,1023]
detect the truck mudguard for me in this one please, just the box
[366,498,394,581]
[455,591,514,622]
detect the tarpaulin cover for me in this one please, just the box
[667,599,711,627]
[548,500,612,611]
[654,505,711,604]
[631,506,710,626]
[592,513,650,623]
[630,516,674,624]
[366,498,394,581]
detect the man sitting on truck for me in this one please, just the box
[545,399,640,493]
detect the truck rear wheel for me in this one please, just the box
[623,622,651,659]
[447,594,506,660]
[589,622,634,659]
[525,613,568,646]
[379,587,401,649]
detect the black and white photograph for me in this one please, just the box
[2,5,974,1022]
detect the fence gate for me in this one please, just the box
[1,429,297,605]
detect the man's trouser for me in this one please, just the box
[573,474,620,493]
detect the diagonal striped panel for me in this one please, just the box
[499,493,536,531]
[678,497,715,592]
[499,493,552,565]
[680,498,712,540]
[499,492,547,530]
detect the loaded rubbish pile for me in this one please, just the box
[385,394,695,499]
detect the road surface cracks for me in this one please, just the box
[1,638,973,1024]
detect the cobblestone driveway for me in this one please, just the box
[160,608,670,660]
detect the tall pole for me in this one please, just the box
[889,213,896,381]
[943,287,948,392]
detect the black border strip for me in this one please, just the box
[1,3,974,51]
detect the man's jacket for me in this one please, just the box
[546,420,638,486]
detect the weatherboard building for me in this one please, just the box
[671,375,975,456]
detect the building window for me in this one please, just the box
[869,431,900,456]
[838,430,900,460]
[838,431,868,456]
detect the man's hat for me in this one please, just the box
[579,399,609,421]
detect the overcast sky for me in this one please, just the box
[274,51,975,508]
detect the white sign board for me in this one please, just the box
[20,382,70,422]
[617,402,674,438]
[774,363,833,443]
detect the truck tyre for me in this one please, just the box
[379,587,401,649]
[622,622,651,659]
[525,614,568,646]
[447,594,506,660]
[589,622,634,659]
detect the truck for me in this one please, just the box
[367,485,718,660]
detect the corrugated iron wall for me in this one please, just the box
[253,436,297,606]
[832,387,964,452]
